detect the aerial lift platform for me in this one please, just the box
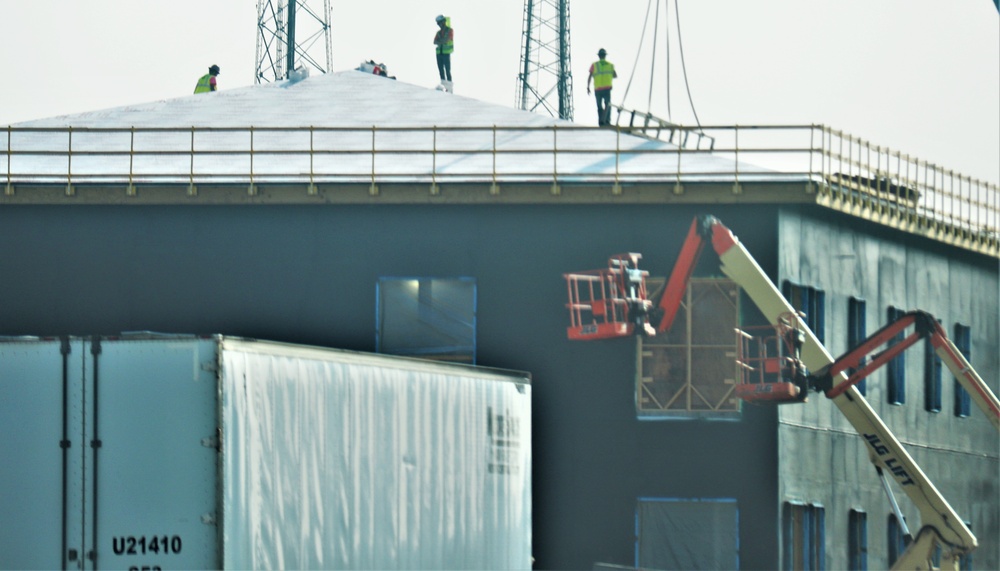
[564,215,1000,570]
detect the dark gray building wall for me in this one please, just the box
[777,207,1000,570]
[0,202,782,570]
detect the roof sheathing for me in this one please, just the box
[3,70,787,193]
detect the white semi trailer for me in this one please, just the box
[0,335,532,570]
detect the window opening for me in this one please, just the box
[376,277,476,364]
[783,502,826,571]
[848,509,868,571]
[783,281,826,344]
[848,297,868,396]
[887,514,908,568]
[886,306,907,404]
[637,278,740,418]
[959,521,973,571]
[924,317,943,413]
[953,324,972,418]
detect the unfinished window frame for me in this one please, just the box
[635,278,741,420]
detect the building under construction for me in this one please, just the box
[1,71,997,570]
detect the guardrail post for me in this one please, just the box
[490,125,500,195]
[247,126,258,196]
[5,126,12,195]
[308,126,317,195]
[673,128,683,195]
[369,125,379,196]
[65,126,75,196]
[612,127,622,195]
[430,126,439,195]
[550,124,560,195]
[188,126,197,196]
[126,126,137,196]
[732,125,742,194]
[805,125,816,194]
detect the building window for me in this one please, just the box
[783,502,826,571]
[376,277,476,364]
[886,306,907,405]
[637,278,740,419]
[783,282,826,344]
[636,498,739,570]
[924,317,943,413]
[959,521,973,571]
[953,324,972,418]
[887,514,908,567]
[848,509,867,571]
[847,297,867,396]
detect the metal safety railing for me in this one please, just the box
[3,123,997,254]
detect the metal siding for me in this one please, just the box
[777,208,999,571]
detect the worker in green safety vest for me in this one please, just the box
[194,65,220,94]
[434,15,454,92]
[586,49,617,126]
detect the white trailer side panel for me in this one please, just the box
[93,338,220,570]
[219,339,532,570]
[0,339,72,570]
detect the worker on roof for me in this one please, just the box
[433,15,454,93]
[194,65,221,94]
[586,49,617,126]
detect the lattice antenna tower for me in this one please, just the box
[256,0,333,83]
[516,0,574,121]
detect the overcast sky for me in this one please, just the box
[1,0,997,182]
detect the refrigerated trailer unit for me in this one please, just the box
[0,335,532,570]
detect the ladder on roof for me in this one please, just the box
[611,104,715,150]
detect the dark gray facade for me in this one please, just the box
[1,201,787,569]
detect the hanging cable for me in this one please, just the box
[674,0,702,129]
[664,0,672,120]
[648,0,660,114]
[621,0,654,107]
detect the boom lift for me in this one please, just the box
[564,215,1000,570]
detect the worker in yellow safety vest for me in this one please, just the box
[586,49,617,126]
[433,15,454,92]
[194,65,220,94]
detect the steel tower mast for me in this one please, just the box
[516,0,574,121]
[256,0,333,83]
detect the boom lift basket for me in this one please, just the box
[564,253,653,341]
[734,313,809,404]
